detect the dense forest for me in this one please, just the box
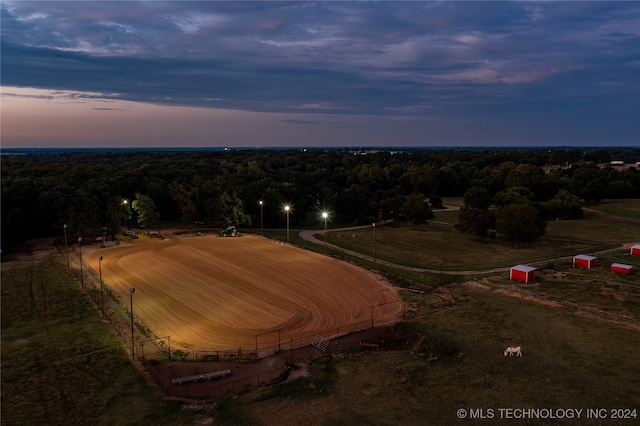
[2,147,639,250]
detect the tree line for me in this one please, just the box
[2,147,639,250]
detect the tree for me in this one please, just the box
[106,196,131,237]
[567,162,607,203]
[493,186,537,207]
[168,181,200,228]
[606,180,636,199]
[541,190,583,220]
[456,206,496,241]
[505,163,544,190]
[463,187,492,209]
[496,203,546,248]
[218,190,251,226]
[132,193,159,235]
[400,193,434,227]
[429,195,443,209]
[379,192,405,222]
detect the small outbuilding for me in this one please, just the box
[573,254,597,269]
[631,245,640,256]
[510,265,537,283]
[611,263,633,275]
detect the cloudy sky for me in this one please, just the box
[1,1,639,148]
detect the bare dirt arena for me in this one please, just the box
[89,233,403,352]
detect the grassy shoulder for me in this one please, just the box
[0,257,199,426]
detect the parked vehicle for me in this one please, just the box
[219,226,242,237]
[124,230,138,239]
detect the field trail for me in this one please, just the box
[89,234,403,351]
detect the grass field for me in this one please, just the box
[585,199,640,220]
[324,200,640,271]
[216,286,640,425]
[0,258,198,425]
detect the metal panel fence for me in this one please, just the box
[146,364,287,400]
[69,246,407,365]
[253,319,372,360]
[204,367,287,400]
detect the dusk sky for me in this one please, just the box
[1,1,639,148]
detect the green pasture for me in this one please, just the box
[323,200,639,271]
[585,199,640,220]
[0,258,197,426]
[217,286,640,426]
[546,213,640,244]
[440,196,465,207]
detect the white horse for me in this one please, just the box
[504,346,522,357]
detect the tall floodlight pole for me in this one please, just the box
[372,223,376,269]
[129,288,136,358]
[285,205,290,243]
[63,224,69,269]
[322,212,328,254]
[78,237,84,290]
[122,199,129,229]
[259,200,264,236]
[99,256,104,316]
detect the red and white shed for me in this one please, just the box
[573,254,596,269]
[611,263,633,275]
[631,245,640,256]
[510,265,537,283]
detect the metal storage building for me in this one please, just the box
[510,265,537,283]
[573,254,596,269]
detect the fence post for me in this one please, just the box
[371,305,374,328]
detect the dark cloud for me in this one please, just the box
[1,1,639,146]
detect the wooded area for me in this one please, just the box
[2,147,639,250]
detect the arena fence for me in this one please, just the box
[146,364,288,400]
[58,243,430,404]
[204,367,287,400]
[62,244,408,400]
[71,242,406,363]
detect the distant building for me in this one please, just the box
[573,254,596,269]
[609,160,625,166]
[611,263,633,275]
[631,245,640,256]
[510,265,537,283]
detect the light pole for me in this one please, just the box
[122,199,129,229]
[129,288,136,358]
[284,205,290,243]
[259,200,264,236]
[322,212,328,253]
[372,223,376,269]
[63,224,69,269]
[78,237,84,290]
[99,256,104,316]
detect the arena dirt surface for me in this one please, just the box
[88,233,403,351]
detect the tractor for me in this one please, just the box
[219,225,242,237]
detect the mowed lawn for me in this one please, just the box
[326,199,640,271]
[585,199,640,220]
